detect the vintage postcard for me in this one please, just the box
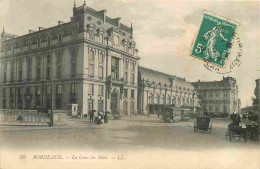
[0,0,259,169]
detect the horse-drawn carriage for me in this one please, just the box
[194,116,212,133]
[161,106,183,123]
[225,123,248,142]
[225,113,248,142]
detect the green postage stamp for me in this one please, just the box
[191,11,239,67]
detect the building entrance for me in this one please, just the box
[111,89,119,111]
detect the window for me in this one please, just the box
[209,105,212,111]
[3,63,7,83]
[131,90,135,98]
[98,66,103,79]
[57,85,62,94]
[224,92,227,98]
[131,63,135,85]
[28,41,31,49]
[131,73,134,84]
[156,95,160,104]
[3,88,6,97]
[36,86,41,95]
[204,92,207,98]
[123,89,128,98]
[98,53,104,64]
[172,97,175,105]
[111,57,119,80]
[89,50,94,61]
[71,83,76,94]
[216,92,219,97]
[89,50,95,78]
[167,96,171,104]
[36,57,41,81]
[209,92,213,98]
[90,30,95,40]
[89,84,94,95]
[161,95,165,104]
[98,100,104,113]
[3,100,6,109]
[26,87,31,95]
[131,63,135,72]
[71,48,77,77]
[18,59,23,82]
[72,31,78,40]
[46,85,51,95]
[10,88,14,97]
[223,105,227,112]
[88,99,93,112]
[123,60,128,83]
[99,85,103,96]
[38,39,41,48]
[124,72,128,83]
[46,55,51,80]
[89,64,94,77]
[124,60,128,70]
[58,34,63,43]
[10,61,15,82]
[47,37,51,45]
[178,97,181,104]
[56,51,63,79]
[215,105,219,112]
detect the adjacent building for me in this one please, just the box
[192,77,239,115]
[0,2,140,116]
[138,66,200,115]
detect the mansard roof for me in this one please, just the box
[139,66,194,90]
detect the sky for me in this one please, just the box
[0,0,259,108]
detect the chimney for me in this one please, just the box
[39,27,45,31]
[58,21,65,26]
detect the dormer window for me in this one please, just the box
[47,37,51,46]
[38,39,41,48]
[58,34,63,43]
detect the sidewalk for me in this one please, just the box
[0,115,162,132]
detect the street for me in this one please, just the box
[0,115,259,151]
[1,115,260,169]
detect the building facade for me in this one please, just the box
[0,2,140,116]
[192,77,239,115]
[138,66,200,115]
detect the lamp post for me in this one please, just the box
[50,55,54,127]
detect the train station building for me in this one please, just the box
[138,66,200,115]
[0,2,140,116]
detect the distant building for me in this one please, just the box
[138,66,200,115]
[192,77,239,115]
[253,79,260,110]
[0,2,140,116]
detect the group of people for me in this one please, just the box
[89,110,109,125]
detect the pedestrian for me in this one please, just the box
[104,111,109,123]
[93,110,98,123]
[89,110,94,122]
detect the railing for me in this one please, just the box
[0,109,49,126]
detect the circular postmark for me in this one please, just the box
[203,36,243,74]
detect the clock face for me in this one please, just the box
[113,36,119,45]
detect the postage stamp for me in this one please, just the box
[190,11,239,67]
